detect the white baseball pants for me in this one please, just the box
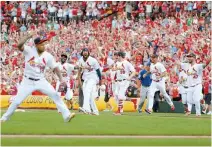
[82,79,99,114]
[147,80,173,110]
[179,86,189,105]
[187,84,202,115]
[112,82,118,104]
[115,80,130,100]
[1,77,71,121]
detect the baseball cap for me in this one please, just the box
[34,37,48,45]
[186,53,196,58]
[82,48,89,52]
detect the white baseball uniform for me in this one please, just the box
[56,62,75,100]
[1,41,71,122]
[110,61,119,104]
[186,63,204,115]
[147,62,174,110]
[79,56,100,115]
[115,60,135,101]
[178,63,189,105]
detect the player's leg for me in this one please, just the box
[153,91,160,112]
[205,93,211,115]
[137,86,148,113]
[180,87,188,113]
[104,92,110,111]
[193,84,202,116]
[157,81,174,110]
[90,81,99,115]
[82,79,94,113]
[1,79,34,121]
[55,81,60,92]
[115,80,130,115]
[114,82,120,109]
[37,80,72,121]
[78,86,84,108]
[55,81,63,113]
[181,93,188,113]
[147,82,157,112]
[65,88,73,109]
[203,93,210,114]
[186,88,193,115]
[112,82,119,104]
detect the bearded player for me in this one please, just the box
[56,53,76,111]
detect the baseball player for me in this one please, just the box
[178,62,191,113]
[113,51,136,115]
[137,62,152,113]
[111,52,120,104]
[184,53,210,116]
[56,53,76,112]
[99,52,115,112]
[78,48,102,115]
[146,54,175,114]
[0,32,75,123]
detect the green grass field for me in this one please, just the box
[1,109,211,146]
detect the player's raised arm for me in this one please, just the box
[17,31,35,52]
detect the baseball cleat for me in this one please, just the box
[207,111,211,115]
[90,112,99,116]
[0,118,7,123]
[171,105,175,111]
[201,110,206,114]
[79,107,89,114]
[138,109,142,113]
[145,109,152,114]
[64,113,75,123]
[185,111,191,116]
[113,112,122,116]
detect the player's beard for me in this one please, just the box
[61,58,66,64]
[83,54,89,60]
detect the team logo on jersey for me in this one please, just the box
[61,66,68,77]
[188,67,198,79]
[27,56,45,73]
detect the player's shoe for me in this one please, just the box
[138,109,142,113]
[79,107,89,114]
[90,112,99,116]
[145,109,152,114]
[171,105,175,111]
[0,117,7,123]
[207,111,211,115]
[201,110,206,114]
[113,112,122,115]
[185,111,191,116]
[64,113,75,123]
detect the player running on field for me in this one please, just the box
[146,54,175,114]
[0,32,75,123]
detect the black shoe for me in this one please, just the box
[145,109,152,114]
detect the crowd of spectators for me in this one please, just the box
[0,1,211,102]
